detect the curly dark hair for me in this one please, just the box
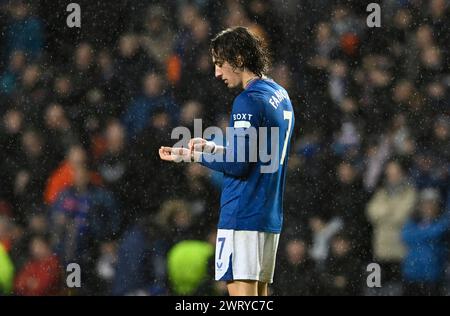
[210,26,271,77]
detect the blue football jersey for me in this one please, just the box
[200,78,295,233]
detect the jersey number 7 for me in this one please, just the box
[280,110,293,166]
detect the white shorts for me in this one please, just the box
[215,229,280,284]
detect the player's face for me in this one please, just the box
[213,58,242,88]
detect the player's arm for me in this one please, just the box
[159,139,254,178]
[159,146,192,163]
[189,138,225,155]
[198,139,253,177]
[191,93,262,177]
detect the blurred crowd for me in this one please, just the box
[0,0,449,296]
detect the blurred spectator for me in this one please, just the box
[156,199,198,244]
[126,108,186,215]
[14,234,62,296]
[427,0,450,53]
[243,0,285,56]
[71,43,96,90]
[94,241,118,295]
[0,215,13,252]
[42,103,79,163]
[122,72,179,141]
[9,213,49,271]
[52,75,77,112]
[67,43,99,129]
[331,97,363,157]
[9,129,53,224]
[13,63,47,124]
[180,163,220,233]
[320,233,363,295]
[1,108,24,204]
[0,50,26,96]
[3,1,43,62]
[388,113,415,158]
[310,22,336,68]
[431,116,450,163]
[95,120,132,223]
[330,161,371,259]
[309,215,343,267]
[366,159,417,293]
[112,217,167,296]
[401,188,450,296]
[410,147,448,193]
[274,238,318,296]
[179,100,203,130]
[328,59,350,106]
[223,1,268,44]
[95,50,122,117]
[362,132,392,193]
[43,145,101,206]
[0,201,13,218]
[115,34,156,105]
[1,107,23,159]
[140,5,175,67]
[363,65,394,136]
[284,133,336,226]
[49,165,121,294]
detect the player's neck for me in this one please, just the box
[242,71,260,90]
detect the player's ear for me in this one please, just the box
[236,55,244,68]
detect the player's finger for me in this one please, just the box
[159,148,168,161]
[173,147,186,155]
[189,138,200,150]
[159,147,175,160]
[190,138,205,151]
[190,138,202,144]
[161,146,173,153]
[193,143,203,152]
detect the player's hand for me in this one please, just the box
[188,138,207,152]
[188,138,216,153]
[159,146,191,163]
